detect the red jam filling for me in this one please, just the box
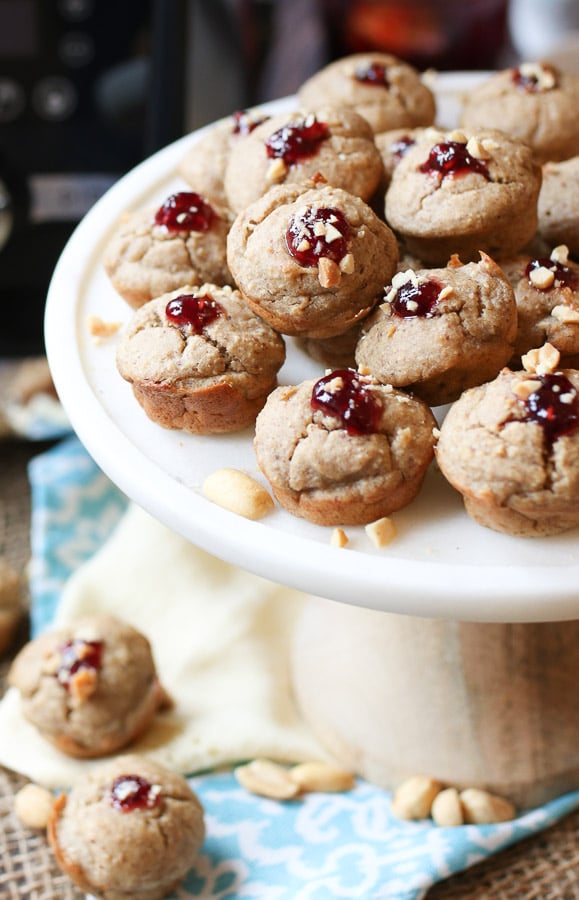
[390,134,416,162]
[56,639,103,689]
[354,61,390,88]
[311,368,382,436]
[109,775,162,813]
[525,258,577,291]
[521,373,579,445]
[419,141,490,181]
[286,207,350,267]
[165,293,223,332]
[154,191,216,232]
[390,278,441,318]
[265,116,330,166]
[512,65,556,92]
[232,109,268,136]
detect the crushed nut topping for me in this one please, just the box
[522,342,561,375]
[318,256,341,288]
[529,266,555,290]
[552,304,579,323]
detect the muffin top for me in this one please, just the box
[224,105,384,213]
[460,62,579,164]
[297,52,436,134]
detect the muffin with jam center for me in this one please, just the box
[355,252,517,406]
[227,182,398,339]
[48,754,205,900]
[223,105,384,214]
[385,127,542,266]
[116,283,286,434]
[297,52,436,135]
[8,615,165,758]
[254,368,437,526]
[103,190,232,309]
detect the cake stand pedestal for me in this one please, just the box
[290,596,579,808]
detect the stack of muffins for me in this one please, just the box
[105,52,579,537]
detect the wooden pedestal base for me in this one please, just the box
[290,596,579,808]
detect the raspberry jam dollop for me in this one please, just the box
[56,639,103,690]
[165,293,223,332]
[232,109,268,136]
[154,191,216,232]
[354,61,390,88]
[286,207,350,267]
[526,258,577,291]
[512,65,557,93]
[521,373,579,445]
[419,141,490,181]
[311,368,382,436]
[109,775,162,813]
[265,115,330,166]
[390,277,441,318]
[390,134,416,162]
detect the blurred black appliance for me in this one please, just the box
[0,0,187,356]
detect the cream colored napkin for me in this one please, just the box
[0,504,331,788]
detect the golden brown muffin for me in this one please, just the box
[116,284,286,434]
[103,191,232,309]
[435,362,579,537]
[297,52,436,135]
[385,126,542,265]
[48,754,205,900]
[254,369,437,526]
[9,615,165,758]
[355,253,517,406]
[499,245,579,366]
[460,62,579,164]
[223,106,384,214]
[227,182,399,339]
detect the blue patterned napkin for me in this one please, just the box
[27,437,579,899]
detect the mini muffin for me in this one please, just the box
[0,558,23,657]
[223,106,384,214]
[460,62,579,164]
[48,754,205,900]
[254,368,437,526]
[227,182,399,339]
[116,284,286,434]
[499,246,579,367]
[103,190,232,309]
[537,157,579,257]
[179,108,271,209]
[297,52,436,135]
[355,253,517,407]
[8,615,165,758]
[435,356,579,537]
[385,127,542,265]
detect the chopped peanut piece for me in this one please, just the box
[339,253,355,274]
[266,158,288,183]
[330,528,349,548]
[522,343,560,375]
[529,266,555,290]
[466,136,491,160]
[551,244,569,264]
[202,468,275,520]
[512,378,542,401]
[318,257,341,288]
[88,316,121,339]
[552,304,579,324]
[365,517,397,548]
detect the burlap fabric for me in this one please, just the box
[3,438,579,898]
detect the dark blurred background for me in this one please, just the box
[1,0,577,358]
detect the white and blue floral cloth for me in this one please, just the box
[27,437,579,899]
